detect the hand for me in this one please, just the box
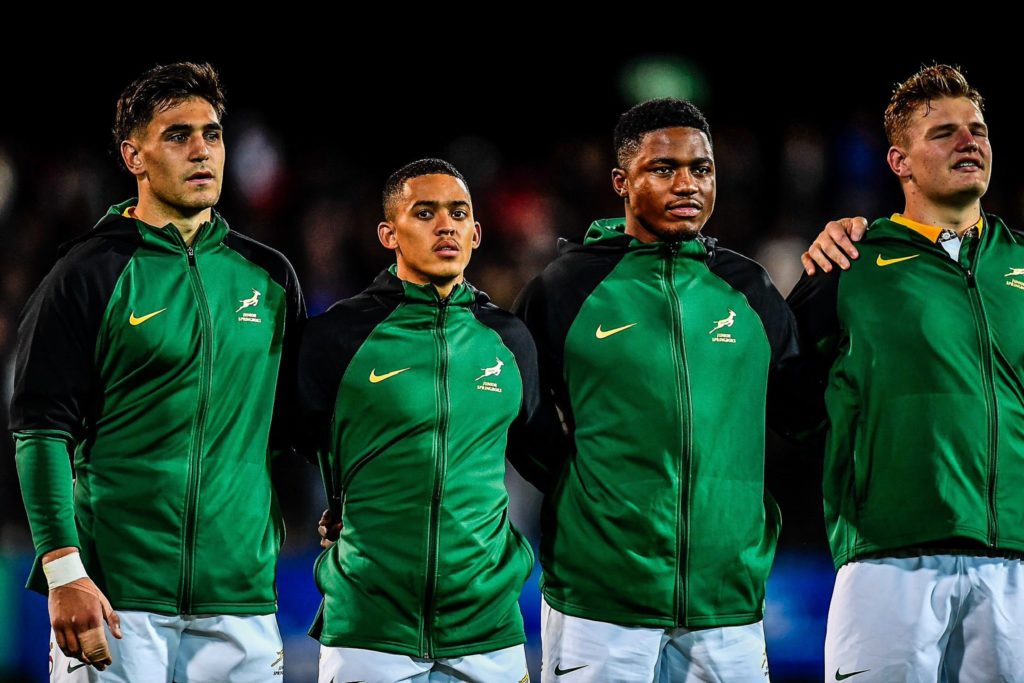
[318,508,342,549]
[49,577,122,670]
[801,217,868,275]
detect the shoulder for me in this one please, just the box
[475,300,531,336]
[515,241,625,320]
[985,213,1024,242]
[473,300,537,362]
[706,245,776,294]
[36,220,140,301]
[537,241,623,289]
[223,229,300,290]
[304,289,395,341]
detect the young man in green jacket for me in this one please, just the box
[11,62,304,681]
[300,159,553,683]
[789,65,1024,681]
[515,99,799,682]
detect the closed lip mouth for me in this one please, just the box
[188,170,215,181]
[667,200,702,210]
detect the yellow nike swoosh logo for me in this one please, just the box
[129,308,167,326]
[369,368,411,383]
[876,254,919,267]
[595,323,638,339]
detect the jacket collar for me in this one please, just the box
[365,266,485,307]
[559,217,715,259]
[92,198,230,254]
[889,213,984,243]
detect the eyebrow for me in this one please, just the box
[162,122,224,134]
[926,122,988,136]
[411,199,471,209]
[648,156,714,166]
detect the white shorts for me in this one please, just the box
[541,598,769,683]
[317,643,529,683]
[50,610,282,683]
[825,555,1024,682]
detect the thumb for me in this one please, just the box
[100,596,123,640]
[852,216,869,240]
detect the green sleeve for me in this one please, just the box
[13,429,81,594]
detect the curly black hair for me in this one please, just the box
[614,98,712,168]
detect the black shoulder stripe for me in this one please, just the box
[297,291,397,452]
[223,230,299,295]
[10,227,141,437]
[474,302,565,491]
[512,249,625,396]
[223,231,308,454]
[473,302,533,373]
[706,246,798,367]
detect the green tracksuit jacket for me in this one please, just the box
[514,219,799,629]
[10,199,305,614]
[298,269,555,657]
[787,213,1024,569]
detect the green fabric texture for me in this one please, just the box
[14,430,79,591]
[542,219,780,628]
[19,200,291,615]
[815,215,1024,568]
[312,278,534,657]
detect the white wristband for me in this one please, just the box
[42,552,89,590]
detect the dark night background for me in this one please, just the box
[0,42,1014,681]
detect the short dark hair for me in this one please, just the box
[113,62,226,154]
[382,158,469,220]
[614,98,712,168]
[884,64,983,147]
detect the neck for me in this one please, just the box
[395,263,463,299]
[901,195,982,237]
[624,214,660,243]
[133,195,212,245]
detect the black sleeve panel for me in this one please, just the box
[781,268,844,440]
[224,231,308,456]
[9,228,139,438]
[707,247,816,440]
[706,247,799,367]
[474,302,568,492]
[512,249,624,437]
[296,292,396,504]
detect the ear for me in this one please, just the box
[611,167,629,198]
[887,145,911,179]
[471,222,482,250]
[377,221,399,251]
[120,140,145,178]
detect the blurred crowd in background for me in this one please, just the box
[1,48,1020,681]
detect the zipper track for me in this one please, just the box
[176,237,214,614]
[663,244,692,626]
[962,246,999,546]
[421,297,450,657]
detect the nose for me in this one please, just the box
[955,128,980,152]
[435,213,456,234]
[672,169,699,195]
[189,134,211,161]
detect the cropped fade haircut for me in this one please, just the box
[113,62,226,155]
[614,98,712,168]
[884,64,983,148]
[382,158,469,221]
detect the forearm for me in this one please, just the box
[14,430,81,556]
